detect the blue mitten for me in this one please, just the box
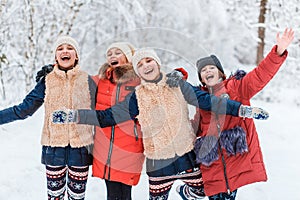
[239,105,269,120]
[52,109,78,124]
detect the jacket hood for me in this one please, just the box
[98,63,139,84]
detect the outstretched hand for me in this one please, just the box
[238,105,269,120]
[276,28,294,55]
[52,109,78,124]
[166,70,184,88]
[166,68,188,88]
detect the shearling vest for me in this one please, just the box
[41,65,94,147]
[135,73,195,159]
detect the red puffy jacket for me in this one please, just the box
[193,45,287,196]
[92,66,145,186]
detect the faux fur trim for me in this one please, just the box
[194,126,248,166]
[98,63,110,79]
[220,126,248,155]
[114,65,139,84]
[98,63,139,84]
[194,135,219,166]
[41,66,94,147]
[136,72,195,159]
[54,64,80,79]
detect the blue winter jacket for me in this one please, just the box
[0,77,96,166]
[77,79,241,174]
[0,78,45,124]
[78,81,241,173]
[78,80,241,127]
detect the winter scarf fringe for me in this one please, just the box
[194,126,248,166]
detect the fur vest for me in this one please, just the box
[41,65,94,147]
[135,73,195,159]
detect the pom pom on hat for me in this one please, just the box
[106,42,135,62]
[132,48,161,76]
[53,36,80,62]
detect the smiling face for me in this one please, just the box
[106,47,128,68]
[136,57,161,81]
[55,44,78,70]
[200,65,222,87]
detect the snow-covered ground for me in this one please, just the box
[0,98,300,199]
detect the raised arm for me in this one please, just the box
[179,80,241,116]
[0,78,45,125]
[179,80,269,120]
[76,91,139,127]
[230,28,294,99]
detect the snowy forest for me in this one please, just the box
[0,0,299,107]
[1,1,300,199]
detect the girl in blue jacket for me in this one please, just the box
[0,36,97,200]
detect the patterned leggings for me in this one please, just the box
[46,165,89,200]
[208,190,237,200]
[148,168,204,200]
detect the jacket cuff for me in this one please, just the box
[268,45,288,64]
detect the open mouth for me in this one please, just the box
[144,68,154,75]
[110,61,119,66]
[61,55,70,61]
[206,74,214,81]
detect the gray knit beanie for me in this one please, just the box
[196,55,224,81]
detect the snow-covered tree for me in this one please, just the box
[0,0,299,107]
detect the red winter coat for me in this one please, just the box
[92,65,145,186]
[193,46,287,196]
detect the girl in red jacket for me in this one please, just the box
[191,28,294,199]
[92,42,145,200]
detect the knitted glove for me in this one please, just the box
[166,70,184,88]
[174,67,188,80]
[52,109,78,124]
[35,64,54,82]
[239,105,269,120]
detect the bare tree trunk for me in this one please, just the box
[256,0,268,65]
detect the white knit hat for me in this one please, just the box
[106,42,135,62]
[132,48,162,75]
[53,35,80,62]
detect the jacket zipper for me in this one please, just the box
[211,86,231,194]
[66,73,71,144]
[217,121,231,194]
[104,83,121,180]
[134,119,138,141]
